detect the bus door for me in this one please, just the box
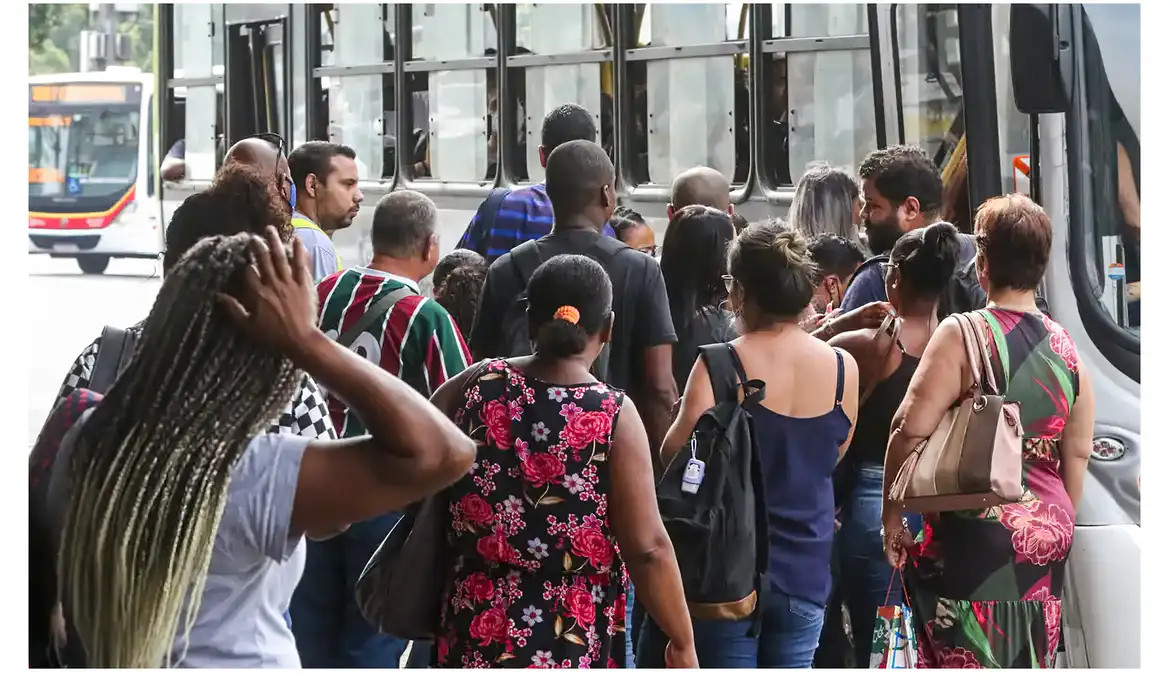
[225,10,290,144]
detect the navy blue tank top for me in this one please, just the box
[747,349,853,606]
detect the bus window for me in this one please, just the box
[896,4,964,171]
[406,4,497,182]
[1081,6,1140,334]
[172,3,223,180]
[314,3,390,181]
[511,3,613,183]
[782,4,875,184]
[628,3,747,187]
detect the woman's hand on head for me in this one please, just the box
[217,226,320,360]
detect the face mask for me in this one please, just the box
[288,181,297,212]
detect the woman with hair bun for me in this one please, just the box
[651,220,860,668]
[430,254,696,669]
[828,220,961,667]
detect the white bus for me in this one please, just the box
[27,67,163,274]
[154,2,1139,667]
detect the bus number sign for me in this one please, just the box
[30,83,131,105]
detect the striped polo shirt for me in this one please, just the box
[316,266,471,438]
[460,182,617,264]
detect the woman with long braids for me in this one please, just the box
[35,229,476,668]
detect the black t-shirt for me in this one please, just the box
[673,307,738,392]
[469,227,677,393]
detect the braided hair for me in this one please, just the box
[58,233,303,667]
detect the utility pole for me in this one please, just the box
[93,3,116,71]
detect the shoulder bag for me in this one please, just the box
[887,312,1024,512]
[353,360,490,640]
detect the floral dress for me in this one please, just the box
[435,360,629,669]
[908,309,1080,669]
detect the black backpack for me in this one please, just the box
[656,343,769,634]
[499,236,631,382]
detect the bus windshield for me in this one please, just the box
[29,106,140,201]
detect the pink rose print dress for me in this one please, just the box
[436,360,629,669]
[908,309,1080,669]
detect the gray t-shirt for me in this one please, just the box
[49,410,309,668]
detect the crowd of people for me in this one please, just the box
[29,101,1094,670]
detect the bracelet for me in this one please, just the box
[880,516,910,542]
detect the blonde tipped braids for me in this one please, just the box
[58,233,303,668]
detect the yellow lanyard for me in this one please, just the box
[292,216,343,270]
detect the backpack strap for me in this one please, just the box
[509,239,544,289]
[89,326,136,395]
[337,286,415,349]
[698,342,747,405]
[458,187,512,255]
[832,348,846,407]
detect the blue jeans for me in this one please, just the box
[635,589,826,668]
[837,464,922,668]
[290,513,411,668]
[624,584,636,667]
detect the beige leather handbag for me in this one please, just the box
[888,312,1024,513]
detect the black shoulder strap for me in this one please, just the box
[586,234,632,266]
[509,239,544,290]
[337,286,415,348]
[698,342,746,405]
[832,348,845,406]
[90,326,135,394]
[459,187,512,255]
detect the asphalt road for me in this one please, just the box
[26,256,162,447]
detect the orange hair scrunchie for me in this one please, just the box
[553,305,581,324]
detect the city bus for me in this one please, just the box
[28,67,163,274]
[154,2,1140,668]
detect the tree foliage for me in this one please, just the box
[29,4,154,76]
[29,4,63,50]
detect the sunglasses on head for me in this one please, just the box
[243,132,296,211]
[248,131,287,155]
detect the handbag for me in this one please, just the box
[887,312,1024,513]
[353,360,489,640]
[353,494,449,641]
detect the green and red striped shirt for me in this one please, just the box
[317,267,471,438]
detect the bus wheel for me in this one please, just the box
[77,256,110,275]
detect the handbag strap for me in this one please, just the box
[859,314,902,407]
[955,312,988,396]
[956,312,1002,396]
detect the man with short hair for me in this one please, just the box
[470,139,677,455]
[809,235,866,314]
[459,103,616,263]
[839,144,983,315]
[668,166,734,219]
[290,189,470,670]
[288,141,364,281]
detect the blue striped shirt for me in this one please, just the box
[460,182,616,264]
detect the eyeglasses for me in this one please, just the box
[722,274,735,293]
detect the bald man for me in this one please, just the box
[667,166,733,219]
[222,137,296,214]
